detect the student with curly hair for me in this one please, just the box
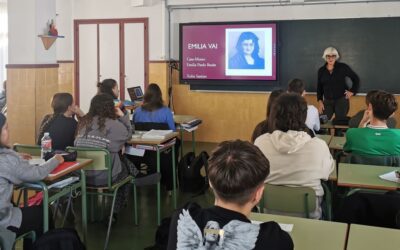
[254,93,333,219]
[75,94,132,219]
[37,93,84,150]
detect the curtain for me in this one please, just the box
[0,3,7,85]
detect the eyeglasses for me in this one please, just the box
[326,55,337,59]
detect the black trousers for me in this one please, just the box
[323,97,349,120]
[7,205,54,250]
[335,192,400,228]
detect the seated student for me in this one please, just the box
[349,90,397,128]
[344,90,400,156]
[251,89,284,143]
[287,79,320,135]
[97,78,128,112]
[254,93,333,219]
[75,94,133,220]
[167,140,293,250]
[132,83,175,130]
[98,78,120,99]
[130,83,177,191]
[37,93,84,150]
[0,113,64,250]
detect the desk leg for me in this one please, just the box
[23,189,28,207]
[172,145,177,209]
[43,187,49,232]
[192,131,196,155]
[156,148,161,226]
[180,128,184,158]
[80,169,87,244]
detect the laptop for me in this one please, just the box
[127,86,144,102]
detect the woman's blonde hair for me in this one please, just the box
[322,47,340,61]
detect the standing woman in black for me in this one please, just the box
[317,47,360,120]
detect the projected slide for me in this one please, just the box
[181,23,277,81]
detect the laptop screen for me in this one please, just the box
[127,86,144,101]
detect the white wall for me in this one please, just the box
[169,1,400,58]
[56,0,74,61]
[53,0,400,61]
[70,0,167,61]
[35,0,57,64]
[8,0,36,64]
[8,0,57,64]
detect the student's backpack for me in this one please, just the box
[33,228,85,250]
[144,217,172,250]
[178,151,209,193]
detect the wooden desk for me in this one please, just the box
[250,213,348,250]
[329,161,337,181]
[316,134,332,145]
[338,163,400,191]
[347,224,400,250]
[321,120,349,136]
[21,158,92,243]
[128,132,179,225]
[174,115,200,156]
[44,160,90,182]
[329,136,346,150]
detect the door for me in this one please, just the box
[74,18,148,109]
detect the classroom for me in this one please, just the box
[1,0,400,249]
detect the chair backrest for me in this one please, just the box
[263,184,317,218]
[13,144,41,156]
[344,153,400,167]
[66,147,111,172]
[134,122,169,131]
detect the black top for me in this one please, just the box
[317,62,360,101]
[37,114,77,151]
[167,203,293,250]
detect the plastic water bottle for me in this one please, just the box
[41,132,52,159]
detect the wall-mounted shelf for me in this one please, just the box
[38,35,65,50]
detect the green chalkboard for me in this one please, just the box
[190,17,400,93]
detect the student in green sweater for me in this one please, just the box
[344,90,400,156]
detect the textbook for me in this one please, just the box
[182,119,202,128]
[49,161,80,177]
[142,129,173,140]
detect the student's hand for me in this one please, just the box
[19,153,32,160]
[72,105,85,118]
[359,110,371,128]
[318,101,325,114]
[345,90,354,99]
[115,107,124,117]
[54,154,64,164]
